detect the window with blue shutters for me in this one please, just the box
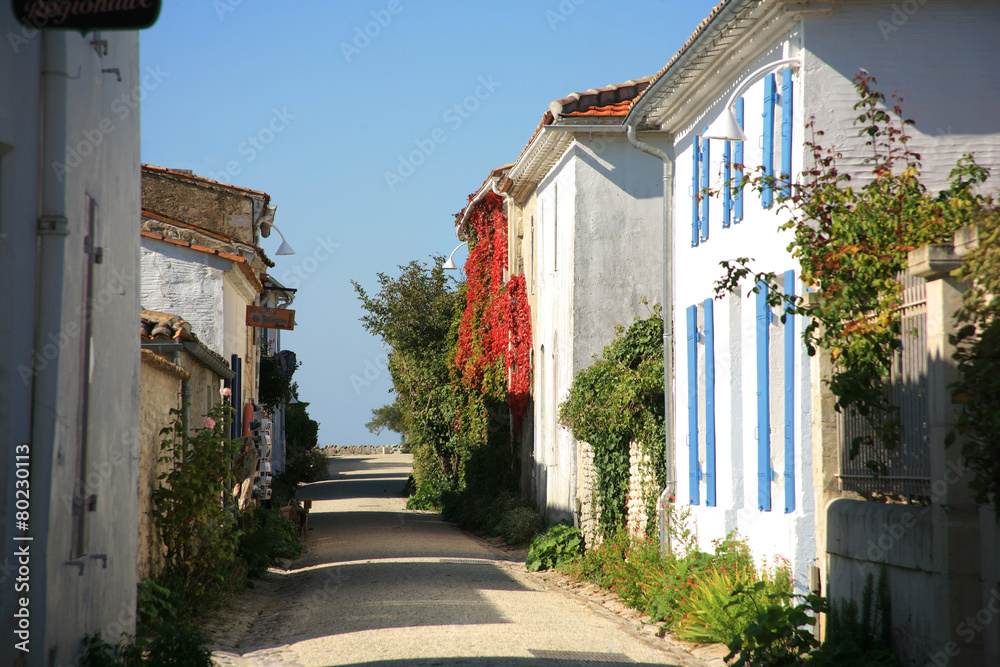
[780,68,794,200]
[762,74,776,210]
[692,135,700,247]
[783,270,796,513]
[704,298,716,507]
[687,304,700,504]
[734,98,744,223]
[700,130,710,243]
[722,138,732,229]
[756,281,772,511]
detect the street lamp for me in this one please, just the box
[702,57,801,142]
[270,224,296,256]
[442,241,468,270]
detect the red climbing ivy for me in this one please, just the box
[454,191,532,433]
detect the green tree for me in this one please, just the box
[352,257,462,490]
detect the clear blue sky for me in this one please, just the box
[140,0,720,446]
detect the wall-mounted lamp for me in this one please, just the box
[270,224,295,255]
[702,57,801,142]
[442,241,468,270]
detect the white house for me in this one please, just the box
[139,208,266,437]
[624,0,1000,663]
[0,22,142,665]
[499,79,668,531]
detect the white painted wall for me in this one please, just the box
[0,26,141,665]
[670,33,816,588]
[532,133,665,524]
[140,239,228,356]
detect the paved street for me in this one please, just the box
[210,454,705,667]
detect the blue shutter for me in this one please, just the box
[230,355,242,440]
[692,135,701,247]
[734,98,744,223]
[722,139,732,229]
[780,68,794,200]
[784,270,796,513]
[762,74,776,210]
[756,282,771,511]
[700,131,710,242]
[704,298,716,507]
[687,304,700,505]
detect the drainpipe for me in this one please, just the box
[625,123,676,554]
[30,29,71,647]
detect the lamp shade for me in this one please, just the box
[275,239,295,255]
[443,240,468,270]
[703,108,747,142]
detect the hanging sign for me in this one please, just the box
[246,306,295,331]
[12,0,162,31]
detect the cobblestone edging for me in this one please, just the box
[322,445,403,455]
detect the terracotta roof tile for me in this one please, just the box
[140,348,190,380]
[141,309,230,370]
[142,208,275,269]
[562,99,635,118]
[549,77,653,117]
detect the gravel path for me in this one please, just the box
[209,454,717,667]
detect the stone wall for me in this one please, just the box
[138,353,184,580]
[142,169,257,244]
[576,439,659,549]
[323,445,404,455]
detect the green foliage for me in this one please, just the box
[237,505,304,578]
[353,257,463,493]
[257,346,298,413]
[285,399,324,484]
[136,579,175,637]
[723,587,825,667]
[714,73,990,460]
[152,403,241,601]
[950,205,1000,504]
[526,523,584,572]
[82,624,212,667]
[674,560,791,645]
[559,308,665,534]
[725,568,900,667]
[500,505,545,546]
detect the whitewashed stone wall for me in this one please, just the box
[577,439,659,548]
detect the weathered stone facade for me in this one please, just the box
[142,165,269,245]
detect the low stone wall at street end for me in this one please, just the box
[323,445,404,455]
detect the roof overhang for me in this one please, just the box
[624,0,826,136]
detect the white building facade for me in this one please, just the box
[0,23,142,665]
[626,0,1000,662]
[503,82,666,525]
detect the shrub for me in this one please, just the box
[237,505,304,578]
[526,523,584,571]
[500,505,544,546]
[81,623,212,667]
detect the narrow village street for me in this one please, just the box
[208,453,708,667]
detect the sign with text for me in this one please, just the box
[13,0,162,31]
[246,306,295,331]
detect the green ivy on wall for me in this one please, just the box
[559,307,666,536]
